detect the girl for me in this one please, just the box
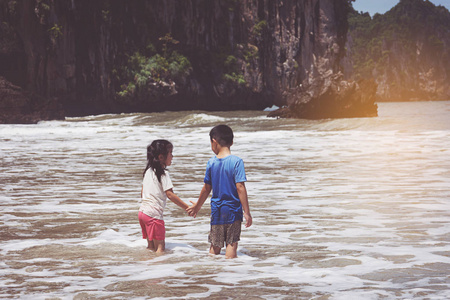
[138,139,189,253]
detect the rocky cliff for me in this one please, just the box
[0,0,355,123]
[344,0,450,101]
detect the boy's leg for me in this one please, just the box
[208,224,224,255]
[225,242,238,259]
[209,244,221,255]
[224,220,241,258]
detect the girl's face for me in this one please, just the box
[160,149,173,167]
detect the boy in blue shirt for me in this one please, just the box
[187,125,252,258]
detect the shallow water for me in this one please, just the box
[1,101,450,299]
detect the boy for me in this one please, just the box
[187,125,252,258]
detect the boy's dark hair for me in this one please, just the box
[210,125,234,147]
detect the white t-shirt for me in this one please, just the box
[139,168,173,220]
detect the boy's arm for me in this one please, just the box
[236,182,252,228]
[165,189,189,210]
[186,183,212,218]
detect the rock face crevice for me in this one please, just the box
[0,0,364,123]
[0,76,64,124]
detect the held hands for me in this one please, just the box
[186,201,199,218]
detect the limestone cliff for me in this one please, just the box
[0,0,351,122]
[344,0,450,101]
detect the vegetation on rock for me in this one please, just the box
[116,33,192,104]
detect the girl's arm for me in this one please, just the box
[236,182,252,228]
[186,183,212,218]
[165,189,189,210]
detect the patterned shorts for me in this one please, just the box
[208,220,242,248]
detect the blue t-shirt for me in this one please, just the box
[204,155,247,225]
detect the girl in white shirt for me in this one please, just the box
[138,139,189,253]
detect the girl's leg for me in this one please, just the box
[147,239,155,251]
[209,244,221,255]
[225,242,238,259]
[153,239,165,253]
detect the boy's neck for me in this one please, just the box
[216,146,231,159]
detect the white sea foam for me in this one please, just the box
[1,102,449,299]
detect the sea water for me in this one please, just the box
[1,101,449,299]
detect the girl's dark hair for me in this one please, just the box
[144,139,173,183]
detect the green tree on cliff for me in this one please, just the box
[117,33,192,103]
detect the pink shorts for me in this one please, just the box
[138,211,165,241]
